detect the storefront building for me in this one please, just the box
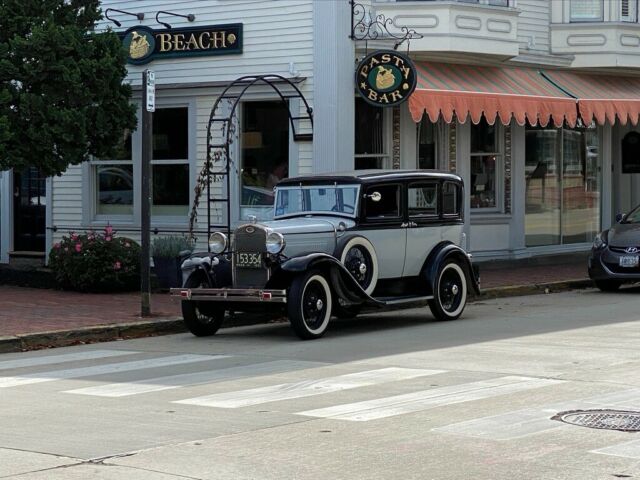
[2,0,640,264]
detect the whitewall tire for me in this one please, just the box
[428,261,467,320]
[338,236,379,295]
[287,271,333,340]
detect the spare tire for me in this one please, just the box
[335,236,378,295]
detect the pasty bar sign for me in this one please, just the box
[121,24,243,65]
[356,50,417,107]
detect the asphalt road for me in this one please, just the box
[2,287,640,480]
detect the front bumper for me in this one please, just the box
[588,248,640,281]
[170,287,287,303]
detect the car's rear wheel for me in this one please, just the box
[338,237,378,295]
[428,261,467,321]
[595,279,622,292]
[182,272,225,337]
[288,270,332,340]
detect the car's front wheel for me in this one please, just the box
[595,279,622,292]
[288,270,332,340]
[182,272,225,337]
[428,261,468,321]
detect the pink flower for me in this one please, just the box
[70,233,78,241]
[105,236,112,242]
[104,225,114,236]
[75,243,82,253]
[113,261,122,271]
[124,242,131,248]
[53,243,60,249]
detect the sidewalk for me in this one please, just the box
[0,254,592,351]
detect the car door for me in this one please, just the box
[358,183,406,279]
[403,181,442,277]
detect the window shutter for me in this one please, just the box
[621,0,637,22]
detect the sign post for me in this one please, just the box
[141,70,154,317]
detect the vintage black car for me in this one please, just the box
[171,170,480,339]
[589,203,640,291]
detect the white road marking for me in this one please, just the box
[0,354,227,388]
[298,376,563,422]
[433,388,640,440]
[593,439,640,459]
[64,360,324,397]
[0,350,138,371]
[174,367,444,409]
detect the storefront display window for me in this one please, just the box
[355,98,389,169]
[94,130,133,216]
[525,124,601,247]
[417,117,437,170]
[240,101,289,220]
[152,107,189,216]
[470,118,502,210]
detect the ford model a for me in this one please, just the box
[170,170,480,340]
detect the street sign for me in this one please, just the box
[146,70,155,112]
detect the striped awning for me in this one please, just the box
[409,62,578,128]
[542,71,640,126]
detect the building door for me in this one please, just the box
[13,167,46,252]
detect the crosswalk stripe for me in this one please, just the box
[0,350,138,371]
[592,439,640,459]
[0,354,227,388]
[173,367,444,409]
[433,388,640,440]
[298,376,564,422]
[64,360,325,397]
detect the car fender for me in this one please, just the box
[181,253,231,288]
[422,242,480,295]
[278,253,384,306]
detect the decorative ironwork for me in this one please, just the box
[155,11,196,29]
[350,0,423,50]
[104,8,144,27]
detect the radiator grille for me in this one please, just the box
[233,225,269,288]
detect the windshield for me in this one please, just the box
[274,185,359,218]
[623,205,640,224]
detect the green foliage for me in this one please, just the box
[0,0,137,176]
[151,235,194,259]
[48,226,140,292]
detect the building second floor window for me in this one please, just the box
[570,0,604,22]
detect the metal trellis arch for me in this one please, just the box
[189,74,314,245]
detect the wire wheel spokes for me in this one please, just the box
[302,280,328,330]
[439,268,463,312]
[344,246,373,289]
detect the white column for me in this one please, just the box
[312,0,355,173]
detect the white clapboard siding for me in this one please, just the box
[516,0,551,54]
[51,0,315,241]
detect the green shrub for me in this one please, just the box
[151,235,193,259]
[48,226,140,293]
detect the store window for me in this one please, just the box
[417,117,438,170]
[152,108,190,217]
[355,98,389,169]
[525,124,601,247]
[240,101,289,220]
[470,118,502,210]
[570,0,603,22]
[94,130,133,216]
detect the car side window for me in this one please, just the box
[365,184,400,219]
[443,182,459,216]
[408,183,439,218]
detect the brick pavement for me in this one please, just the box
[0,259,590,338]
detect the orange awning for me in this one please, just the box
[409,62,578,128]
[542,71,640,126]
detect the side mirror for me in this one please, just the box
[365,191,382,202]
[616,213,626,223]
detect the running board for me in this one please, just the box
[372,295,433,306]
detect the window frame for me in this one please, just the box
[569,0,604,22]
[362,183,404,224]
[442,181,463,220]
[354,97,392,170]
[407,182,440,224]
[470,119,505,214]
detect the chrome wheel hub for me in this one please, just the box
[451,285,459,295]
[358,263,367,275]
[316,299,324,311]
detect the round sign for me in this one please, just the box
[355,50,417,107]
[122,26,156,65]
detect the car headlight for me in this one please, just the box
[592,232,607,250]
[266,232,285,254]
[208,232,228,254]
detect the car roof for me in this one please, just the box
[277,169,463,186]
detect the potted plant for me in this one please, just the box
[151,235,193,289]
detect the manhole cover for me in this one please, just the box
[552,410,640,432]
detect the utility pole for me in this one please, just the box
[141,69,155,317]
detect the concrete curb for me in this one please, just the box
[0,278,594,353]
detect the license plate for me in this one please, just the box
[236,252,262,269]
[619,255,639,267]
